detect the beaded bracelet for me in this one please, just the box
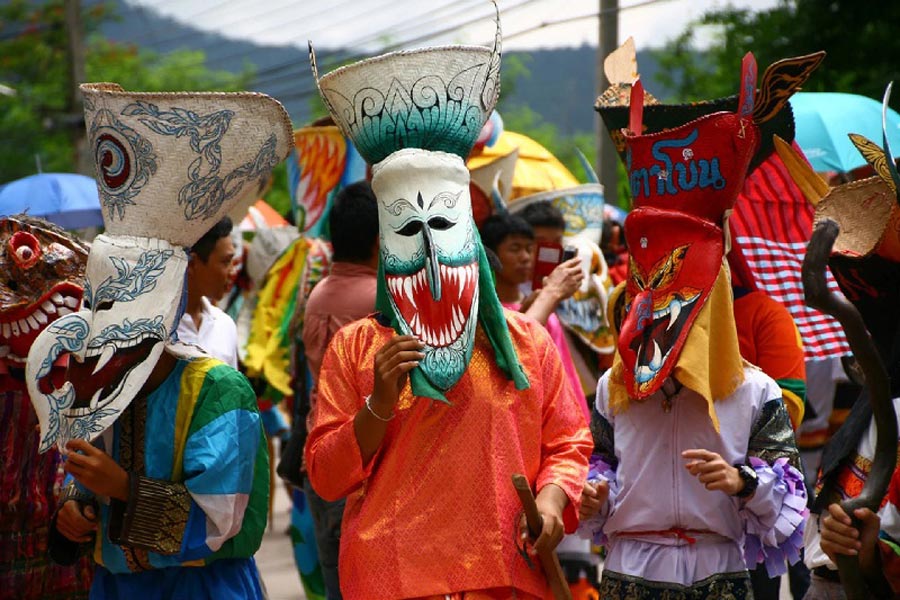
[365,395,395,422]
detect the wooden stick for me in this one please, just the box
[511,473,573,600]
[803,220,897,599]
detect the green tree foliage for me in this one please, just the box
[652,0,900,103]
[0,0,254,181]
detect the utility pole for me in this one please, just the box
[64,0,91,175]
[596,0,619,207]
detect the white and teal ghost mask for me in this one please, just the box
[26,235,187,452]
[372,149,480,391]
[312,1,528,399]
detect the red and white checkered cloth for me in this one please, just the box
[730,144,851,360]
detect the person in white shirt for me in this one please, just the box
[177,216,239,367]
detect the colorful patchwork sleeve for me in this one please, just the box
[740,398,809,577]
[109,363,267,564]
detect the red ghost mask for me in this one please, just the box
[618,207,724,398]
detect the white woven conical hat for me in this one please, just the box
[82,83,294,246]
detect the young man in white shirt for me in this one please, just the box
[177,216,239,367]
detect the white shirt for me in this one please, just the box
[580,366,804,585]
[176,297,238,368]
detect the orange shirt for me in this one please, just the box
[306,310,592,600]
[733,289,807,428]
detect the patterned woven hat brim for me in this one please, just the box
[817,176,900,259]
[81,83,294,247]
[508,184,606,237]
[309,1,501,165]
[469,147,518,202]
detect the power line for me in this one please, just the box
[268,0,544,104]
[254,0,546,95]
[268,0,678,106]
[200,0,399,68]
[503,0,679,42]
[127,0,347,50]
[350,0,487,50]
[251,0,483,88]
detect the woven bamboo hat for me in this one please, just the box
[82,83,294,246]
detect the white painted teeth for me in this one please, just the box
[1,323,9,338]
[63,296,80,309]
[667,299,681,331]
[650,340,663,370]
[51,292,64,305]
[389,264,479,347]
[34,309,48,325]
[42,301,56,314]
[89,387,104,409]
[92,344,116,375]
[10,321,20,336]
[403,277,415,309]
[57,307,72,316]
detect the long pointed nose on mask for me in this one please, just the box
[420,214,442,301]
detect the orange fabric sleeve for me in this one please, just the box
[304,321,380,502]
[532,321,594,533]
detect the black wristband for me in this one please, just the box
[734,464,759,498]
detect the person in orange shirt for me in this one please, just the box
[732,286,807,429]
[304,13,591,599]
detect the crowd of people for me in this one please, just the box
[2,6,900,600]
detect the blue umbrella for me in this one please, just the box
[0,172,103,229]
[790,92,900,173]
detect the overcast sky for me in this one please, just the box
[127,0,781,52]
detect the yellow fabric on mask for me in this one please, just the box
[607,264,745,432]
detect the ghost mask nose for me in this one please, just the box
[420,225,442,302]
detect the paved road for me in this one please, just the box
[257,485,307,600]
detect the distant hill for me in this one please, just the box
[100,1,667,133]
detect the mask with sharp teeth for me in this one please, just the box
[0,216,89,371]
[26,235,187,449]
[311,1,530,399]
[618,208,725,397]
[26,82,293,452]
[614,55,761,399]
[373,150,481,391]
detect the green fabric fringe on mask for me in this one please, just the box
[374,237,530,403]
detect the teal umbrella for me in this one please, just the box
[790,92,900,173]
